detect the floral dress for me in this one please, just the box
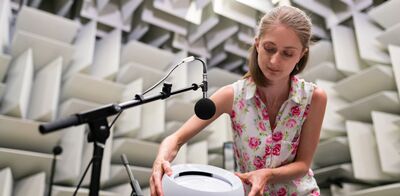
[230,76,320,196]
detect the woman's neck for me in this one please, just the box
[258,76,291,102]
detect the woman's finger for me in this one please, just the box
[150,176,156,196]
[153,171,163,196]
[248,184,261,196]
[162,161,173,176]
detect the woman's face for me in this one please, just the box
[255,24,305,82]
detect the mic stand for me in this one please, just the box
[39,83,202,196]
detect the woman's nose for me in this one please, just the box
[270,52,281,65]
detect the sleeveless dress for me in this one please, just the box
[230,76,320,196]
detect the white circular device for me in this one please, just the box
[162,164,244,196]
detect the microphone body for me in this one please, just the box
[193,57,216,120]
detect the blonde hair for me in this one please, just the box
[244,6,312,86]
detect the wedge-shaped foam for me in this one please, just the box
[14,172,45,196]
[346,121,395,182]
[121,40,175,70]
[51,185,117,196]
[114,79,142,138]
[0,115,62,153]
[348,182,400,196]
[187,3,219,43]
[80,0,132,32]
[141,0,188,35]
[208,153,223,168]
[64,21,96,79]
[28,57,62,122]
[141,25,170,48]
[224,37,249,58]
[116,62,163,91]
[371,111,400,177]
[237,25,254,45]
[333,65,396,102]
[376,23,400,48]
[120,0,142,21]
[136,99,165,140]
[368,0,400,29]
[90,29,121,80]
[152,121,213,144]
[337,91,400,122]
[314,163,353,187]
[208,46,227,67]
[15,6,79,43]
[353,12,390,65]
[111,138,159,168]
[208,67,241,88]
[301,62,345,82]
[0,0,11,54]
[0,49,33,118]
[172,34,211,58]
[0,147,53,179]
[205,17,239,50]
[11,30,74,71]
[0,168,12,196]
[212,0,256,28]
[305,40,334,70]
[315,80,348,139]
[207,114,233,152]
[187,140,208,164]
[235,0,273,13]
[220,54,244,71]
[61,73,124,104]
[106,165,151,188]
[389,45,400,99]
[0,53,11,82]
[293,0,372,29]
[153,0,202,25]
[128,14,149,41]
[165,97,195,122]
[314,137,351,168]
[331,25,365,76]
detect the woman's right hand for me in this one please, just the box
[150,158,173,196]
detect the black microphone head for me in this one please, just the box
[53,146,63,155]
[194,98,216,120]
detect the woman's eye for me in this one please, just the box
[265,48,276,54]
[283,51,294,57]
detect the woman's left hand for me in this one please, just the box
[235,169,272,196]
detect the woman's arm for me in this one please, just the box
[150,85,234,196]
[236,87,327,195]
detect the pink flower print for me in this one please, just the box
[258,121,266,131]
[291,143,298,155]
[292,76,298,83]
[261,109,269,120]
[234,123,243,136]
[311,189,320,196]
[277,187,287,196]
[272,131,283,142]
[265,135,273,144]
[291,193,297,196]
[253,156,265,169]
[238,99,246,110]
[243,152,250,161]
[248,137,261,149]
[264,145,271,156]
[285,119,297,128]
[231,110,236,119]
[304,104,311,117]
[272,143,281,156]
[255,96,262,108]
[291,105,301,116]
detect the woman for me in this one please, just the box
[150,5,327,196]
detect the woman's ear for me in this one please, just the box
[301,47,308,58]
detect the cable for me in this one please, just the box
[107,56,197,129]
[73,157,94,196]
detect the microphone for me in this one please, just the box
[120,154,143,196]
[190,57,216,120]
